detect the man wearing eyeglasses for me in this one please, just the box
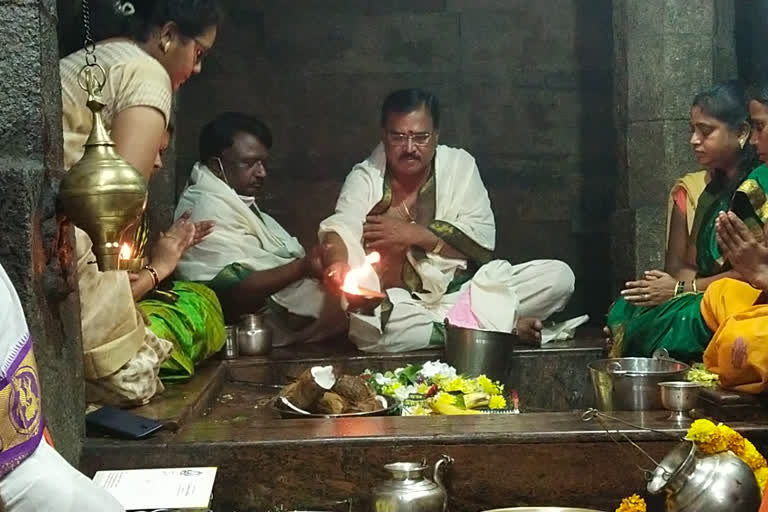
[175,112,345,346]
[320,88,575,352]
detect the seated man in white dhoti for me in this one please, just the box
[320,88,575,352]
[0,263,124,512]
[175,112,344,345]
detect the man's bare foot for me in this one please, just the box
[515,317,543,344]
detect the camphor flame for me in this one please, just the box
[341,251,381,295]
[119,242,132,261]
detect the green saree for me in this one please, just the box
[139,281,226,381]
[607,164,768,362]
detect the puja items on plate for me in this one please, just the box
[278,366,383,415]
[363,360,510,416]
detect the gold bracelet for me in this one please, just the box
[143,265,160,288]
[433,239,445,255]
[692,278,699,294]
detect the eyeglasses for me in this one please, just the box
[191,37,211,65]
[386,132,433,146]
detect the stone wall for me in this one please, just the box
[611,0,737,285]
[0,0,84,464]
[174,0,617,320]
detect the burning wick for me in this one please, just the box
[119,243,132,260]
[341,251,381,295]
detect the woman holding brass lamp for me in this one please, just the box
[59,0,222,405]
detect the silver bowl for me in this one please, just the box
[237,314,272,356]
[658,381,702,422]
[444,320,516,381]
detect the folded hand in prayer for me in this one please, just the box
[716,211,768,290]
[620,270,676,307]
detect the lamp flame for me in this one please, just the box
[341,251,381,295]
[119,243,132,261]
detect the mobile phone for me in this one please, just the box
[86,405,164,439]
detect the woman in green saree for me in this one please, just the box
[133,127,226,381]
[607,81,765,362]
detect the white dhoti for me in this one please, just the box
[320,143,577,353]
[350,259,575,353]
[0,263,124,512]
[0,442,124,512]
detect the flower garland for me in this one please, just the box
[615,494,646,512]
[363,360,508,415]
[686,418,768,493]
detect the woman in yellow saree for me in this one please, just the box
[702,88,768,393]
[607,81,763,362]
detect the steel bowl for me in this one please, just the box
[659,381,702,422]
[588,354,689,411]
[237,316,272,356]
[444,321,516,381]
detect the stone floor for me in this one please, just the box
[80,331,768,511]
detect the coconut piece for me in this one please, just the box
[347,395,381,413]
[279,368,323,409]
[311,365,337,390]
[333,375,376,403]
[314,392,348,415]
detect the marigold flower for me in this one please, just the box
[488,395,507,409]
[477,375,502,395]
[755,467,768,493]
[740,440,767,471]
[687,419,717,442]
[687,419,727,454]
[615,493,646,512]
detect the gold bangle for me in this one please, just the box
[143,265,160,288]
[433,239,445,255]
[693,278,699,294]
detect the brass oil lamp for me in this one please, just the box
[57,0,147,271]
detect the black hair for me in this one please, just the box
[380,88,440,129]
[198,112,273,162]
[693,81,760,183]
[747,81,768,107]
[112,0,221,42]
[692,80,749,132]
[166,121,175,136]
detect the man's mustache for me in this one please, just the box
[400,154,421,161]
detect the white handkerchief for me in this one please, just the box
[540,314,590,345]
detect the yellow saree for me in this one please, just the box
[702,278,768,393]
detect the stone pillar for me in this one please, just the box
[611,0,736,287]
[0,0,84,464]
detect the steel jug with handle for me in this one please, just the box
[371,455,453,512]
[647,441,761,511]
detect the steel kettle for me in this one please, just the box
[647,441,761,511]
[371,455,453,512]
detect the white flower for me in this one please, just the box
[393,384,417,402]
[374,373,395,386]
[419,360,457,379]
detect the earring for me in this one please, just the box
[162,40,170,54]
[740,138,746,149]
